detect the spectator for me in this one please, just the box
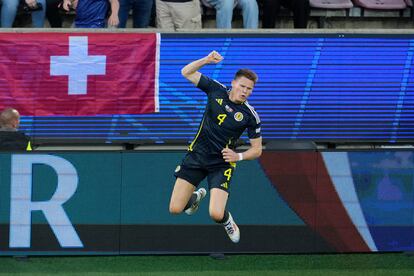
[0,108,32,151]
[63,0,119,28]
[1,0,46,27]
[202,0,258,29]
[262,0,310,29]
[46,0,63,27]
[149,0,156,27]
[118,0,153,28]
[156,0,201,30]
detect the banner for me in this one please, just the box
[0,33,160,116]
[0,151,414,255]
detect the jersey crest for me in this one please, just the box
[234,112,244,122]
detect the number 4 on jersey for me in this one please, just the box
[217,114,227,125]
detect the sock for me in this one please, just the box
[184,193,197,210]
[216,210,230,224]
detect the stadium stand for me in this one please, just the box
[199,0,414,28]
[311,0,354,8]
[3,0,414,28]
[309,0,354,27]
[353,0,407,17]
[353,0,407,10]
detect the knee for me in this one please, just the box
[238,0,256,8]
[169,203,183,215]
[214,0,233,11]
[209,209,224,222]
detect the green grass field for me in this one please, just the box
[0,253,414,275]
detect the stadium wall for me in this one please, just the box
[0,150,413,255]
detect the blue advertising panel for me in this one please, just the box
[10,33,414,144]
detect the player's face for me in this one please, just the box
[230,76,255,104]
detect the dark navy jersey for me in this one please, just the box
[188,74,261,155]
[75,0,109,28]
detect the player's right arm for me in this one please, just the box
[181,51,223,86]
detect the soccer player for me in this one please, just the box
[169,51,262,243]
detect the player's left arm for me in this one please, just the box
[221,137,262,163]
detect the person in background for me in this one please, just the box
[261,0,310,29]
[202,0,258,29]
[1,0,46,27]
[156,0,201,30]
[47,0,63,27]
[0,108,32,151]
[118,0,153,28]
[62,0,119,28]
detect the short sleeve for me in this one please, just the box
[197,74,228,95]
[247,121,261,139]
[246,108,261,139]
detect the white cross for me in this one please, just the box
[50,36,106,95]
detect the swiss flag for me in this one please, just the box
[0,33,159,116]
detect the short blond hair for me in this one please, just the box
[234,69,258,84]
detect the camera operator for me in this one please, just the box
[0,108,32,151]
[1,0,46,27]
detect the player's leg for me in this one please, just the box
[184,185,207,215]
[209,188,239,243]
[209,187,228,221]
[170,178,207,215]
[170,154,208,215]
[169,177,196,214]
[207,165,240,243]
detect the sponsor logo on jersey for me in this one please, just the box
[234,112,243,122]
[225,105,233,113]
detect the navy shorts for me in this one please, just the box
[174,151,236,193]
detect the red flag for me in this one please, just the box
[0,33,159,116]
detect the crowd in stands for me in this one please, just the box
[1,0,412,29]
[0,0,312,29]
